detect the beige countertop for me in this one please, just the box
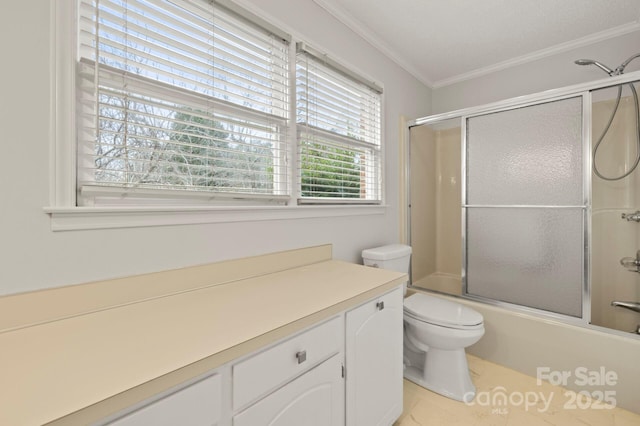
[0,246,406,426]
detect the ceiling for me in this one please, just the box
[313,0,640,88]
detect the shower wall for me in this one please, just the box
[591,92,640,333]
[410,123,461,295]
[409,124,436,283]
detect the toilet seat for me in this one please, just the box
[404,293,483,330]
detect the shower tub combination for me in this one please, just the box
[404,55,640,413]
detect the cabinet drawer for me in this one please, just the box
[233,316,342,411]
[105,373,221,426]
[233,354,344,426]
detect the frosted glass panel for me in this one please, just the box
[467,97,583,206]
[466,208,583,317]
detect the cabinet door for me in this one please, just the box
[233,354,344,426]
[346,287,403,426]
[105,373,222,426]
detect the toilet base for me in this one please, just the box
[403,347,476,402]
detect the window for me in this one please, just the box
[77,0,290,205]
[63,0,385,227]
[296,42,382,204]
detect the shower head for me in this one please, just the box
[616,53,640,75]
[574,59,614,75]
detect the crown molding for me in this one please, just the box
[432,21,640,88]
[313,1,640,90]
[312,0,433,88]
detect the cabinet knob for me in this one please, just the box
[376,301,385,311]
[296,350,307,364]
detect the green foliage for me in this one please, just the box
[167,111,232,188]
[166,110,275,192]
[301,140,361,198]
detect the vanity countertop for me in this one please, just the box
[0,246,406,426]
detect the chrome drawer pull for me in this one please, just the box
[376,301,385,311]
[296,350,307,364]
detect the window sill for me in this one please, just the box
[43,204,387,231]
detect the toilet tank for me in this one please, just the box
[362,244,412,274]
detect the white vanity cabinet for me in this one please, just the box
[232,316,345,426]
[103,372,222,426]
[97,286,403,426]
[345,287,404,426]
[233,353,344,426]
[4,247,409,426]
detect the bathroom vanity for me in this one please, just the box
[0,245,405,426]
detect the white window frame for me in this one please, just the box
[78,0,291,205]
[296,42,384,205]
[45,0,385,231]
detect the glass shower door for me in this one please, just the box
[464,97,586,317]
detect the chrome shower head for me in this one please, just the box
[574,59,614,75]
[616,53,640,74]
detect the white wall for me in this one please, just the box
[432,30,640,113]
[0,1,432,296]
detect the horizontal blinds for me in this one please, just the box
[77,0,290,204]
[298,129,381,201]
[296,44,382,203]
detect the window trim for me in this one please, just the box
[296,42,382,94]
[49,0,78,209]
[295,42,383,204]
[43,204,387,231]
[76,0,291,204]
[46,0,387,231]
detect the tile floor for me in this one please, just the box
[394,355,640,426]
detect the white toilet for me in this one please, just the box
[362,244,484,402]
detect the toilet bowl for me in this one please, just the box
[403,293,484,402]
[361,244,485,402]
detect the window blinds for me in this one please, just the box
[77,0,290,205]
[296,43,382,203]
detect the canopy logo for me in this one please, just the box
[463,366,618,414]
[464,387,553,414]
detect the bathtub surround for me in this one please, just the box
[591,91,640,333]
[429,292,640,414]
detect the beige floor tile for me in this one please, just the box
[394,355,640,426]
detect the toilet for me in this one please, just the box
[362,244,484,402]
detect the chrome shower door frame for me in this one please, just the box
[405,70,640,327]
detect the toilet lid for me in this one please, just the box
[404,293,483,328]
